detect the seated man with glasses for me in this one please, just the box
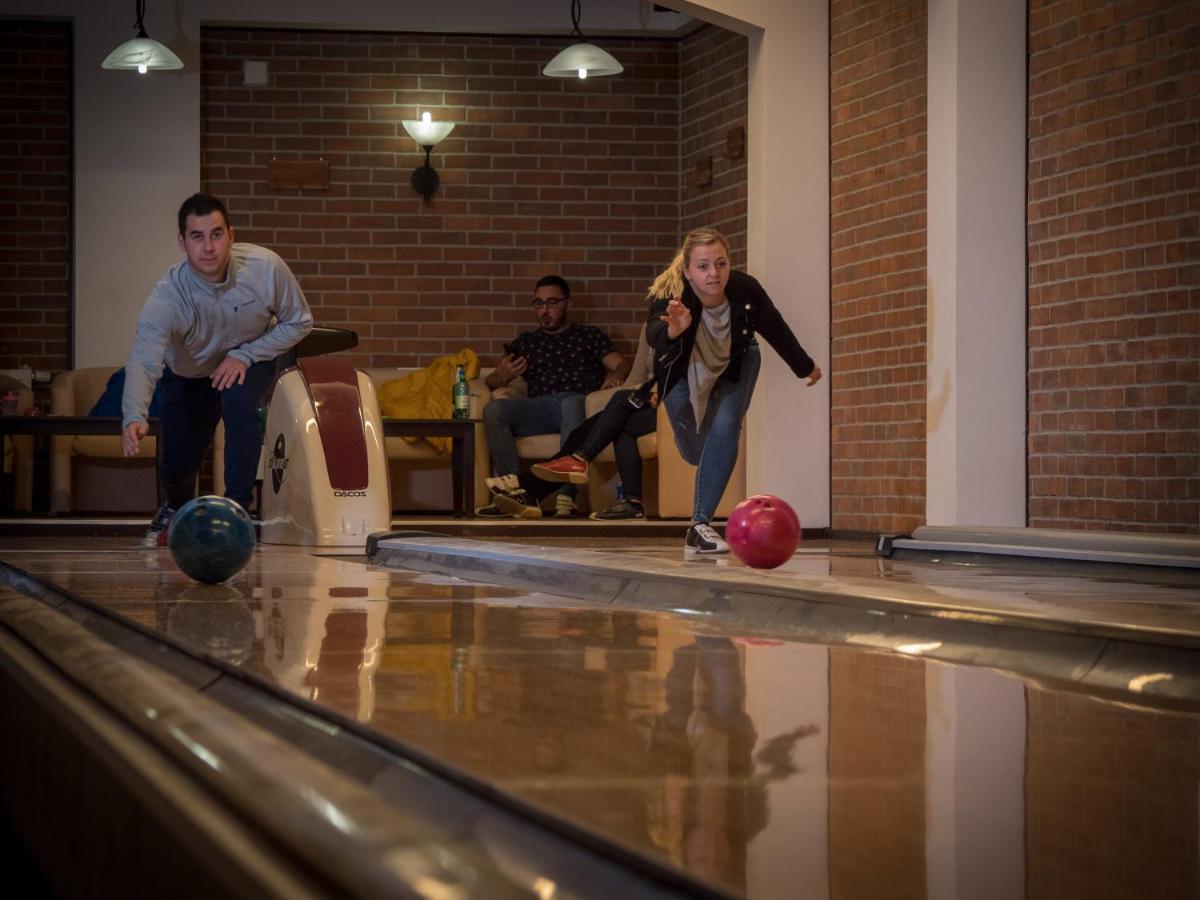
[480,275,628,518]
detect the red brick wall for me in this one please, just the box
[1028,0,1200,533]
[0,20,71,373]
[680,25,748,269]
[1026,687,1199,899]
[829,0,928,534]
[201,29,684,366]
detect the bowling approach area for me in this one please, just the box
[2,523,1200,898]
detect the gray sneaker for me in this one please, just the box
[684,521,728,556]
[139,503,177,548]
[589,498,645,520]
[475,503,511,518]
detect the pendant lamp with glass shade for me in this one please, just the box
[101,0,183,74]
[543,0,623,79]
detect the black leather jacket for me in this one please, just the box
[645,270,815,400]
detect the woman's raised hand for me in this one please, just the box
[661,297,692,339]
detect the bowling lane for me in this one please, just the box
[3,536,1198,899]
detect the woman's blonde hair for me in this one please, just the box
[646,227,731,301]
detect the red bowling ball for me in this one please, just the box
[725,494,801,569]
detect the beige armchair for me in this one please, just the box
[50,367,158,514]
[1,374,34,512]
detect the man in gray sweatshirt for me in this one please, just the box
[121,193,313,547]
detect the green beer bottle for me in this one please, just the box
[452,365,470,419]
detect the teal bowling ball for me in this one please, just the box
[167,496,256,584]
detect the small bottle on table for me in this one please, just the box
[452,366,470,420]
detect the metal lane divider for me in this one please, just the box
[367,532,1200,711]
[0,563,732,900]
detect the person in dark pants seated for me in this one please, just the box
[486,378,658,520]
[120,193,313,547]
[485,324,655,520]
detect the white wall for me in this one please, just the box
[926,0,1027,526]
[198,0,690,35]
[745,643,830,900]
[6,0,201,368]
[668,0,831,529]
[925,664,1025,900]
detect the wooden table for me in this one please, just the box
[0,415,162,512]
[380,418,476,518]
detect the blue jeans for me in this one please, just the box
[159,361,277,513]
[483,391,586,497]
[664,344,760,523]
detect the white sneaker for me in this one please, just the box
[685,522,729,556]
[485,474,522,493]
[554,493,582,518]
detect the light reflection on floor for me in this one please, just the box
[1,535,1197,900]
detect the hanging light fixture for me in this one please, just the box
[542,0,623,79]
[101,0,183,74]
[401,111,456,203]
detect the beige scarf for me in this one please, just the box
[688,300,731,429]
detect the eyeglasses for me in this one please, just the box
[532,297,567,310]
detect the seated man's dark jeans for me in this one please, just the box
[158,361,277,513]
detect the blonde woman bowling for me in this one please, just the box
[645,227,822,556]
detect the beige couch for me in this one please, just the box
[50,367,158,514]
[1,374,34,512]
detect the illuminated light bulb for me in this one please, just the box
[99,2,184,75]
[541,1,622,79]
[421,111,431,124]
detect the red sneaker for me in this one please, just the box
[531,454,589,484]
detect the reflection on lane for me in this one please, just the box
[12,550,1200,900]
[222,575,1200,900]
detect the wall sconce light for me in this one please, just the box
[101,0,183,74]
[543,0,623,79]
[401,112,455,204]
